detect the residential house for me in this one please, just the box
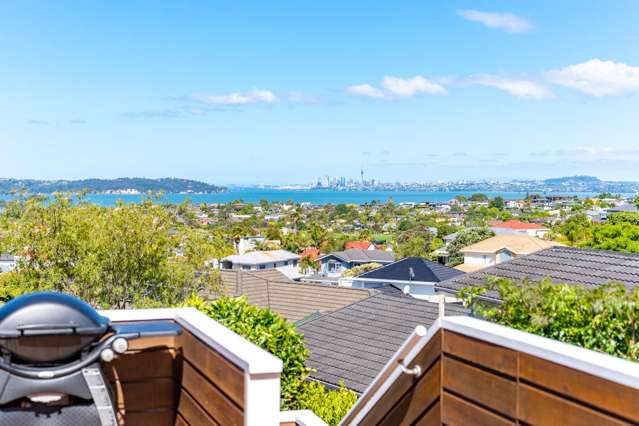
[221,250,300,271]
[298,287,468,393]
[341,257,464,299]
[345,240,376,250]
[455,234,560,273]
[314,249,396,279]
[438,245,639,303]
[490,219,549,238]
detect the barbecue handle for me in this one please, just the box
[0,334,121,379]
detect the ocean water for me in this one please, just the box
[0,188,603,206]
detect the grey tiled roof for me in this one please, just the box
[212,269,374,322]
[607,204,639,213]
[437,246,639,301]
[298,290,468,393]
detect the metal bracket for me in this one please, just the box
[398,361,422,378]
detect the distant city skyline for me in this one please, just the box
[2,1,639,183]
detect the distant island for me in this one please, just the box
[0,178,226,195]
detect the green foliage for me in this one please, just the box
[341,262,382,277]
[607,212,639,226]
[469,193,488,202]
[585,223,639,253]
[446,227,495,266]
[396,226,433,258]
[0,195,223,308]
[295,381,358,426]
[554,212,639,253]
[555,213,592,245]
[299,255,319,274]
[187,295,310,409]
[460,279,639,361]
[489,196,505,210]
[188,295,358,423]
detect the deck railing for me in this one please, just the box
[101,307,283,426]
[342,316,639,425]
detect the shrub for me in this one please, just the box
[460,278,639,361]
[341,262,382,277]
[295,381,358,426]
[188,295,359,423]
[187,295,309,408]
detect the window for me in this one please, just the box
[328,261,341,273]
[259,264,266,270]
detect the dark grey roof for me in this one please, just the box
[319,249,396,264]
[607,204,639,213]
[298,292,468,393]
[437,245,639,301]
[356,257,464,283]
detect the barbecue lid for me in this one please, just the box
[0,292,110,338]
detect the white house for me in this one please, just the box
[221,250,300,271]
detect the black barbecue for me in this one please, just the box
[0,292,181,425]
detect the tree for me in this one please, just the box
[0,195,221,308]
[396,227,433,258]
[300,255,319,274]
[607,212,639,226]
[556,213,592,245]
[309,223,327,248]
[470,193,488,202]
[489,196,505,210]
[446,227,495,266]
[585,223,639,253]
[460,278,639,361]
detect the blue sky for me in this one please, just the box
[2,1,639,184]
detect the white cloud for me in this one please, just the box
[471,75,553,99]
[348,76,446,100]
[381,76,447,96]
[546,59,639,97]
[192,89,278,105]
[347,84,386,99]
[457,9,533,33]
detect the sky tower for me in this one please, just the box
[360,169,364,184]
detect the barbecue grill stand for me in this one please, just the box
[0,292,181,426]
